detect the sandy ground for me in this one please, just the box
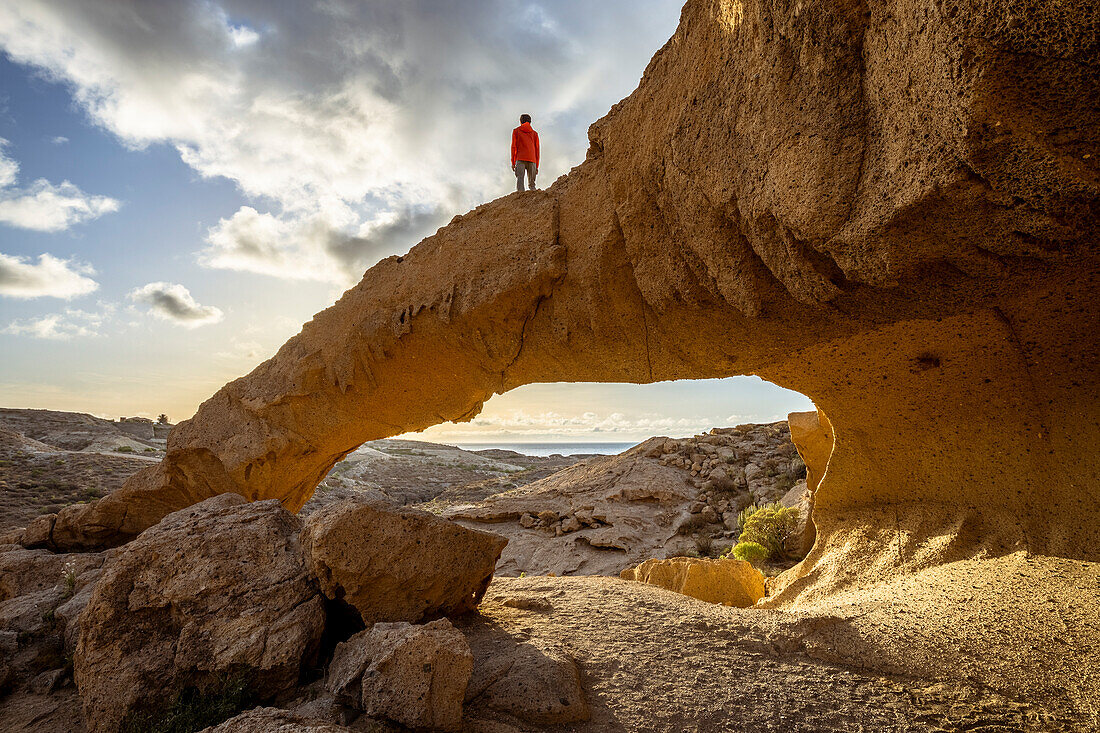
[463,566,1098,732]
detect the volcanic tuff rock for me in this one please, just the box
[75,494,325,733]
[460,625,591,727]
[35,2,1100,722]
[620,556,765,607]
[299,498,507,624]
[327,619,472,732]
[45,0,1100,608]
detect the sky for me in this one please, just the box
[0,0,813,443]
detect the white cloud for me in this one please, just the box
[0,140,119,231]
[0,0,680,281]
[50,135,69,145]
[129,281,224,328]
[0,178,121,232]
[464,410,717,437]
[0,148,17,188]
[0,252,99,298]
[3,307,106,339]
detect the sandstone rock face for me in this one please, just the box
[300,498,506,624]
[620,557,765,607]
[49,0,1100,617]
[326,619,472,732]
[75,495,325,733]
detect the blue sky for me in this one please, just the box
[0,0,812,442]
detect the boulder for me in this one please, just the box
[620,557,765,608]
[465,641,589,725]
[75,494,325,733]
[199,707,353,732]
[300,499,506,624]
[326,619,472,732]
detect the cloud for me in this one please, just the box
[3,307,106,339]
[0,252,99,298]
[129,282,224,328]
[0,139,119,231]
[199,205,446,284]
[50,135,68,145]
[0,179,121,232]
[0,0,680,280]
[463,410,717,437]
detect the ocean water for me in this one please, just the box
[452,442,636,458]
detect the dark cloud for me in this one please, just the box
[129,282,223,327]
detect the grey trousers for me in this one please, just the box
[515,160,537,192]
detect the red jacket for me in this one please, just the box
[511,122,540,167]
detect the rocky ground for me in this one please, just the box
[440,424,807,577]
[1,409,1093,732]
[0,408,591,537]
[0,418,161,535]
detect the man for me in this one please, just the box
[511,113,539,193]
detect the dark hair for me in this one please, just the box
[520,114,532,124]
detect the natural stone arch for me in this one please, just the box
[43,0,1099,602]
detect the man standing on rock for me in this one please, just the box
[511,114,540,193]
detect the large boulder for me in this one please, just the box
[300,499,506,624]
[620,557,765,608]
[75,494,326,733]
[326,619,472,732]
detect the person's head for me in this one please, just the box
[520,113,532,124]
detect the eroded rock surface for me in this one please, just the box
[40,0,1100,695]
[300,498,506,624]
[621,556,765,608]
[327,619,472,732]
[75,495,325,733]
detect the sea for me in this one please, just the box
[451,442,636,458]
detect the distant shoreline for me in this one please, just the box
[451,441,636,457]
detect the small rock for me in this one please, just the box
[701,506,720,524]
[689,502,705,514]
[29,667,65,695]
[519,513,538,529]
[561,516,582,533]
[537,510,558,527]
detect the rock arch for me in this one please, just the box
[44,0,1099,601]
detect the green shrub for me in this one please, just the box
[121,672,254,733]
[114,446,134,454]
[732,541,769,566]
[739,504,800,560]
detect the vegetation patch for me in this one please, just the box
[121,671,256,733]
[731,503,800,562]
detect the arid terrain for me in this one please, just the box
[2,0,1098,730]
